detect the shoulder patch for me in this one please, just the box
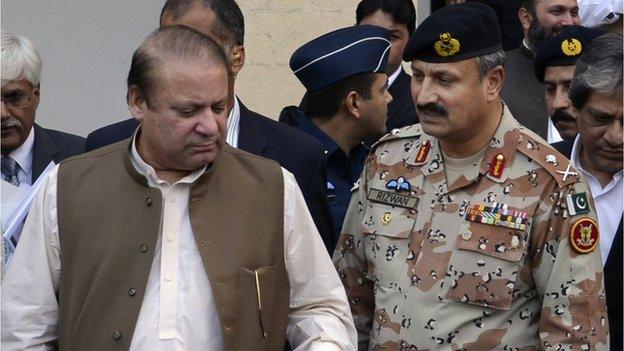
[570,217,599,254]
[372,123,423,151]
[515,132,580,188]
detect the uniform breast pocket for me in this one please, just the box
[443,221,529,310]
[362,204,415,290]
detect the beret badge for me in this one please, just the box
[434,32,460,57]
[561,38,583,57]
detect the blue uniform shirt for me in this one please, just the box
[292,113,369,241]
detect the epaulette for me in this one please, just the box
[371,123,423,151]
[515,131,580,188]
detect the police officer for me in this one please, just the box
[334,3,609,349]
[534,25,605,141]
[286,25,393,242]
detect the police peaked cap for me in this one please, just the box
[534,26,606,82]
[403,2,502,63]
[290,25,391,93]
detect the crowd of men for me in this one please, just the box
[1,0,621,350]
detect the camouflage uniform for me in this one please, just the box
[333,106,609,350]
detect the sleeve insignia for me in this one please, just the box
[566,192,591,216]
[570,217,599,254]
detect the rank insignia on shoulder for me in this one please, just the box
[415,140,431,163]
[570,217,599,254]
[350,179,360,192]
[566,192,590,216]
[386,176,411,192]
[465,202,528,230]
[555,164,579,182]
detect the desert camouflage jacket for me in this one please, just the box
[333,106,609,350]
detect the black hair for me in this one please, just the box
[307,73,377,119]
[160,0,245,45]
[519,0,535,14]
[356,0,416,35]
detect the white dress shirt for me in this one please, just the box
[570,135,623,264]
[547,118,564,144]
[2,127,35,187]
[225,96,241,148]
[387,66,403,88]
[1,135,357,350]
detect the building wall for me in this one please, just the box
[2,1,423,136]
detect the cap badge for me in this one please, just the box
[561,38,582,57]
[570,217,599,254]
[434,32,461,57]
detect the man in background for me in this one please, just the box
[501,0,580,141]
[534,25,605,141]
[292,0,417,133]
[84,0,336,252]
[553,33,623,350]
[1,31,84,265]
[287,25,393,243]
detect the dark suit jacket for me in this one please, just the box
[386,69,418,132]
[501,45,549,139]
[84,102,336,252]
[553,139,623,350]
[32,124,85,182]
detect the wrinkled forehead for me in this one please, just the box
[1,78,33,92]
[411,58,478,76]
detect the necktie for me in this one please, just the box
[1,155,21,186]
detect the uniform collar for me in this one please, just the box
[407,103,521,194]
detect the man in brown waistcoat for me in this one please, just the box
[1,26,356,351]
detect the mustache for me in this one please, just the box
[417,103,448,117]
[1,117,23,129]
[551,110,575,124]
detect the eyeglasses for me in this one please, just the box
[1,92,33,110]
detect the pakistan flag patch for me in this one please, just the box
[566,192,590,216]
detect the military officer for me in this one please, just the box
[287,25,393,243]
[534,25,606,141]
[334,3,610,350]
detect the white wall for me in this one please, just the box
[2,0,162,137]
[2,1,428,137]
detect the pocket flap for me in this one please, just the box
[456,221,528,262]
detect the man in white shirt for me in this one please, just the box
[553,32,623,350]
[1,26,356,351]
[1,31,85,267]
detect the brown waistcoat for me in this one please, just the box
[56,140,290,350]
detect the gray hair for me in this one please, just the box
[475,50,505,80]
[1,31,43,86]
[569,33,623,109]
